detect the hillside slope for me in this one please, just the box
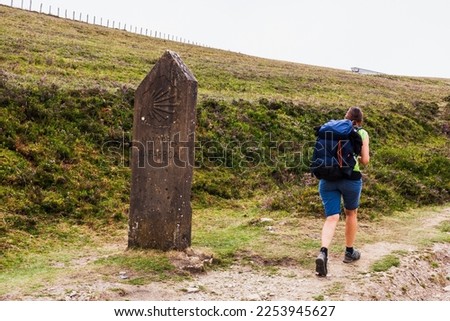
[1,5,450,258]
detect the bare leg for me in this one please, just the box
[344,208,358,247]
[321,214,340,248]
[317,214,340,276]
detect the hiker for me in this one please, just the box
[314,106,370,277]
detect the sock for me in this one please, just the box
[346,247,354,254]
[320,247,328,257]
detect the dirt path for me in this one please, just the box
[4,207,450,301]
[111,241,448,301]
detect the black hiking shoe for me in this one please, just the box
[343,249,361,263]
[315,251,328,277]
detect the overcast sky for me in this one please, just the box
[4,0,450,78]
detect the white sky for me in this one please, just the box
[4,0,450,78]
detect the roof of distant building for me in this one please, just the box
[351,67,383,75]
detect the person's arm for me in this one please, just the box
[359,135,370,165]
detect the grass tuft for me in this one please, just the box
[371,255,401,272]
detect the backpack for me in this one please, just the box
[310,119,362,181]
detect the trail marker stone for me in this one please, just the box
[129,50,197,251]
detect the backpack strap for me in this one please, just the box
[337,140,343,168]
[349,128,363,156]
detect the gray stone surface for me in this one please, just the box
[129,50,197,251]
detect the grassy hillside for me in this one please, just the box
[1,5,450,266]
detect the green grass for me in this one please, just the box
[371,254,401,272]
[191,205,269,264]
[437,220,450,233]
[313,294,325,301]
[94,250,179,284]
[95,252,174,274]
[428,220,450,244]
[1,5,450,287]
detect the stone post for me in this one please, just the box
[129,51,197,251]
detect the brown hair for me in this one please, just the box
[345,106,363,125]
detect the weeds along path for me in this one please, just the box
[2,207,449,301]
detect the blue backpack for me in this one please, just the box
[310,119,362,181]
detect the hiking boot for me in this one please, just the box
[315,251,328,277]
[343,249,361,263]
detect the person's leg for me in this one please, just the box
[317,180,341,276]
[343,208,361,263]
[344,208,357,248]
[321,214,340,248]
[341,179,363,263]
[319,179,341,247]
[316,214,339,277]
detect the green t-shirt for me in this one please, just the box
[353,128,369,173]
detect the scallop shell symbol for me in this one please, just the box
[142,87,178,127]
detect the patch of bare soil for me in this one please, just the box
[349,243,449,300]
[3,208,449,301]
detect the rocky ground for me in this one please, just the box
[90,242,449,301]
[3,208,449,301]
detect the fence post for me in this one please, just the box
[21,0,23,9]
[57,8,59,17]
[48,5,51,15]
[86,14,89,23]
[39,3,42,13]
[29,0,32,11]
[93,16,95,25]
[72,11,75,20]
[79,12,81,21]
[65,9,67,19]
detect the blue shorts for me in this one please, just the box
[319,179,362,217]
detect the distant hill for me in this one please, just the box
[1,5,449,246]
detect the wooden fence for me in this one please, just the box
[5,0,208,47]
